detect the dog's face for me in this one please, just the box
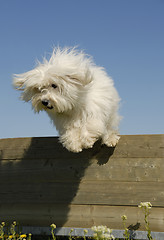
[13,48,93,114]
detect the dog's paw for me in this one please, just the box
[103,133,120,147]
[59,135,83,153]
[82,136,97,149]
[65,143,83,153]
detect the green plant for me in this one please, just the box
[0,222,5,240]
[138,202,154,240]
[83,229,88,240]
[0,221,31,240]
[68,229,74,240]
[50,224,57,240]
[121,215,130,240]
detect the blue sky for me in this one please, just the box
[0,0,164,139]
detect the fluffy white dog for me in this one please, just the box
[13,47,121,152]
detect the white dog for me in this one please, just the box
[13,47,121,152]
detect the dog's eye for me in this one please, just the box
[52,84,57,89]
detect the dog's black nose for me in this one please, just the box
[42,100,49,106]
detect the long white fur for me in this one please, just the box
[13,47,121,152]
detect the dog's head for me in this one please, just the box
[13,47,93,113]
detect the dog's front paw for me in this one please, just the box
[65,143,83,153]
[103,133,120,147]
[59,134,83,153]
[82,136,98,149]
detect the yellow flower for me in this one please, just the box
[50,224,56,229]
[121,215,127,221]
[20,234,27,238]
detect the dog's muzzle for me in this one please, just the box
[42,100,53,109]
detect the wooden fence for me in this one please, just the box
[0,134,164,234]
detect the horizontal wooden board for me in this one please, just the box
[0,204,164,232]
[0,180,164,206]
[0,157,163,182]
[0,135,164,160]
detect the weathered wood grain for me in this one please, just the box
[0,135,164,160]
[1,180,164,206]
[1,157,164,182]
[0,135,164,232]
[0,204,164,232]
[0,157,164,182]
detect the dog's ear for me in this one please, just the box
[66,69,93,86]
[13,70,40,102]
[13,73,28,90]
[13,71,39,102]
[13,68,38,90]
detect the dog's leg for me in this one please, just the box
[80,119,103,149]
[59,128,84,153]
[81,131,99,149]
[102,111,120,147]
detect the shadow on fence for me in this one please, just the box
[0,137,115,228]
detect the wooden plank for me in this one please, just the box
[0,204,164,232]
[114,134,164,158]
[1,157,164,182]
[0,180,164,206]
[0,135,164,160]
